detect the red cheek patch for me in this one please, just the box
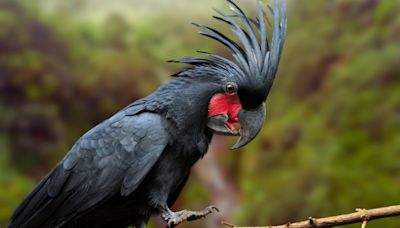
[208,93,242,121]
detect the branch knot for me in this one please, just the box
[308,217,317,227]
[356,208,371,221]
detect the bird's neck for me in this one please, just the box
[168,78,218,127]
[151,77,219,155]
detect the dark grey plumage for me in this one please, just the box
[10,80,216,227]
[9,1,286,227]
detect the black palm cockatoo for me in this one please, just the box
[9,0,286,227]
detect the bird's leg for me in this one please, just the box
[161,205,219,228]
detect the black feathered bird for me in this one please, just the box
[9,0,286,227]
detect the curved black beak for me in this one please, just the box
[207,102,266,149]
[231,102,266,149]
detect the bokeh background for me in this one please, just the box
[1,0,400,227]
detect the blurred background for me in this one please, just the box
[1,0,400,227]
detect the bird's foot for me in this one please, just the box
[161,205,219,228]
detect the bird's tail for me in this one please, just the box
[8,166,71,228]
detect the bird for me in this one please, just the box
[9,0,286,227]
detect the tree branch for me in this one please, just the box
[222,205,400,228]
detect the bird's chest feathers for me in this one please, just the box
[173,130,210,162]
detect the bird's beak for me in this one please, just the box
[207,102,266,149]
[231,102,266,149]
[207,114,241,136]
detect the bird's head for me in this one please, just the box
[170,0,287,149]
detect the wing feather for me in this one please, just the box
[9,111,169,228]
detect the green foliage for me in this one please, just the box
[0,0,400,227]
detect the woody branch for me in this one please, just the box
[222,205,400,228]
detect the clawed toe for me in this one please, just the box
[206,205,219,213]
[161,205,219,228]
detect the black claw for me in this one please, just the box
[167,221,176,228]
[208,205,220,212]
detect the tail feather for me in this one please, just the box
[9,166,71,228]
[9,174,52,227]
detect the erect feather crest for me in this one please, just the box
[171,0,287,94]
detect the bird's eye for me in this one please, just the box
[224,83,238,94]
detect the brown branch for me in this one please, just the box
[222,205,400,228]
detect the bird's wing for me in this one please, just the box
[9,111,170,228]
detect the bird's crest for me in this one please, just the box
[170,0,287,92]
